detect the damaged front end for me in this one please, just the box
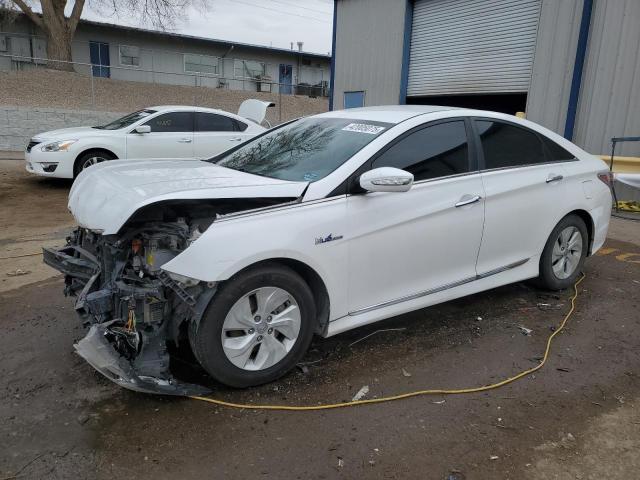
[45,197,296,394]
[44,219,215,395]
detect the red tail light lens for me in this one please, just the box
[597,171,613,187]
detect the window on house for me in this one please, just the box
[119,45,140,67]
[234,59,266,79]
[344,91,365,109]
[184,54,219,75]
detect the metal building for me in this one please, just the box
[331,0,640,157]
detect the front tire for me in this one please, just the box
[538,214,588,290]
[73,150,116,178]
[192,264,316,388]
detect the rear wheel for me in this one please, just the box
[73,150,116,177]
[537,214,588,290]
[192,264,316,388]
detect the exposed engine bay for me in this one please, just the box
[43,198,294,395]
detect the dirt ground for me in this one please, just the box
[1,159,639,480]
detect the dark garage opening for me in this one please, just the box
[407,93,528,115]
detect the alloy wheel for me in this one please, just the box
[82,156,106,170]
[220,286,301,371]
[551,226,583,279]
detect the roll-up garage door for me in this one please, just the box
[407,0,542,97]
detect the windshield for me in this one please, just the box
[94,109,157,130]
[215,117,393,182]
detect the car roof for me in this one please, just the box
[147,105,227,113]
[317,105,459,124]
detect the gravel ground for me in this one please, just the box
[1,159,639,480]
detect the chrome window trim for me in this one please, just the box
[478,158,579,175]
[347,258,529,316]
[411,170,479,185]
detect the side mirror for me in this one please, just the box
[359,167,414,193]
[133,125,151,134]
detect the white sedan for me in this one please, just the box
[44,105,612,394]
[25,100,272,179]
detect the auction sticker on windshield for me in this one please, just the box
[342,123,386,134]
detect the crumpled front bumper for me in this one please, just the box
[44,242,211,396]
[75,323,210,396]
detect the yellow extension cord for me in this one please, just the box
[190,274,585,411]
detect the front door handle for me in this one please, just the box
[178,138,192,143]
[229,137,244,142]
[546,173,563,183]
[455,194,482,208]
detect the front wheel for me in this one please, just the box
[192,264,316,388]
[537,214,588,290]
[73,151,116,178]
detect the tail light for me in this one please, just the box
[597,171,613,187]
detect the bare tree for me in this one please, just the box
[1,0,198,71]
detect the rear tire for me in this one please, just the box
[73,150,116,178]
[192,263,316,388]
[537,214,588,290]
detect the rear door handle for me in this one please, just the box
[178,138,192,143]
[546,173,563,183]
[229,137,244,142]
[455,194,482,208]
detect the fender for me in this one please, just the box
[162,197,350,319]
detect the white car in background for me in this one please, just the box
[44,106,612,394]
[25,100,273,179]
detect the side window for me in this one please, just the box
[144,112,193,133]
[372,120,470,181]
[542,136,576,161]
[476,120,546,169]
[195,113,237,132]
[234,120,248,132]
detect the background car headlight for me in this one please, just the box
[41,140,77,152]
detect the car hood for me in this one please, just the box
[68,159,308,234]
[32,126,114,141]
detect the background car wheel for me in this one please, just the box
[537,214,588,290]
[73,150,116,178]
[192,263,316,388]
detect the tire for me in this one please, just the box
[537,214,588,290]
[192,263,316,388]
[73,150,116,178]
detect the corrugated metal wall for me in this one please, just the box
[332,0,408,109]
[526,0,582,135]
[408,0,541,96]
[574,0,640,156]
[528,0,640,156]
